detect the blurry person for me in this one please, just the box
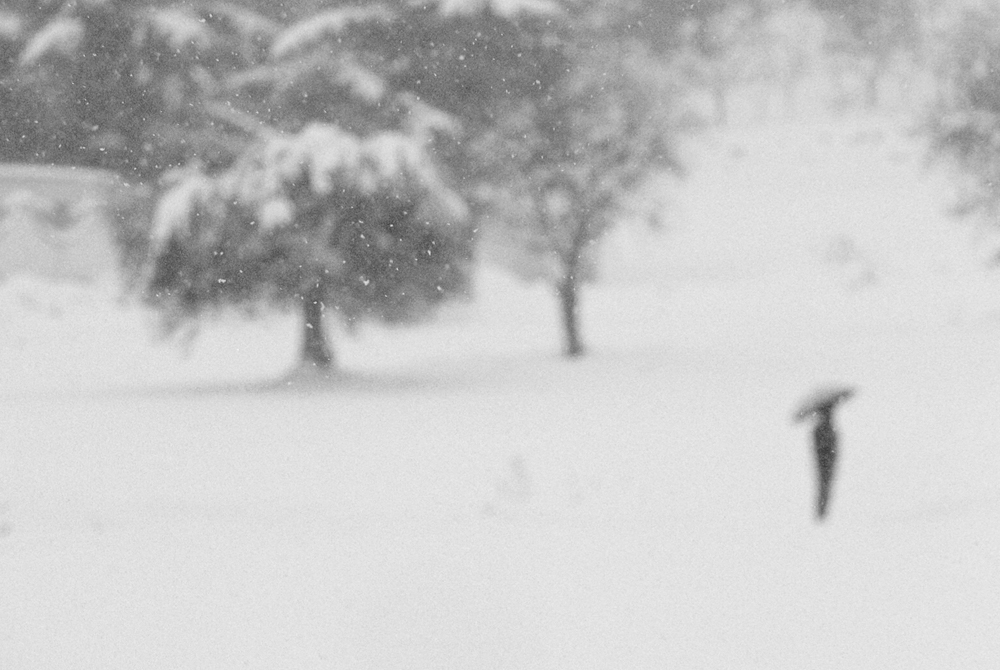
[794,386,855,521]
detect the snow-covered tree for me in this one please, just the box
[147,4,473,372]
[467,4,680,357]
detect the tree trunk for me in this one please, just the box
[558,274,584,358]
[301,283,334,370]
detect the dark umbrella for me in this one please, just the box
[793,385,856,423]
[793,384,856,521]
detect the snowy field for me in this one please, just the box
[2,115,1000,669]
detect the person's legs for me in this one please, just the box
[816,447,836,519]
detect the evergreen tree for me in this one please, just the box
[147,3,473,372]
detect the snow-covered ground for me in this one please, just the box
[2,114,1000,669]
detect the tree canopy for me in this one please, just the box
[141,2,478,370]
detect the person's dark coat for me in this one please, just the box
[813,408,837,520]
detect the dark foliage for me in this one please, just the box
[148,192,472,327]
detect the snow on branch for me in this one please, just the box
[357,131,468,220]
[19,16,83,65]
[230,52,390,106]
[336,57,388,103]
[428,0,564,18]
[152,167,219,245]
[265,124,363,194]
[203,100,275,138]
[202,1,279,41]
[154,121,467,243]
[271,5,395,60]
[397,92,461,140]
[363,133,435,190]
[247,123,465,223]
[141,6,214,52]
[262,124,455,199]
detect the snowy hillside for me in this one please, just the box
[2,115,999,669]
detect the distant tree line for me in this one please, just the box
[925,2,1000,235]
